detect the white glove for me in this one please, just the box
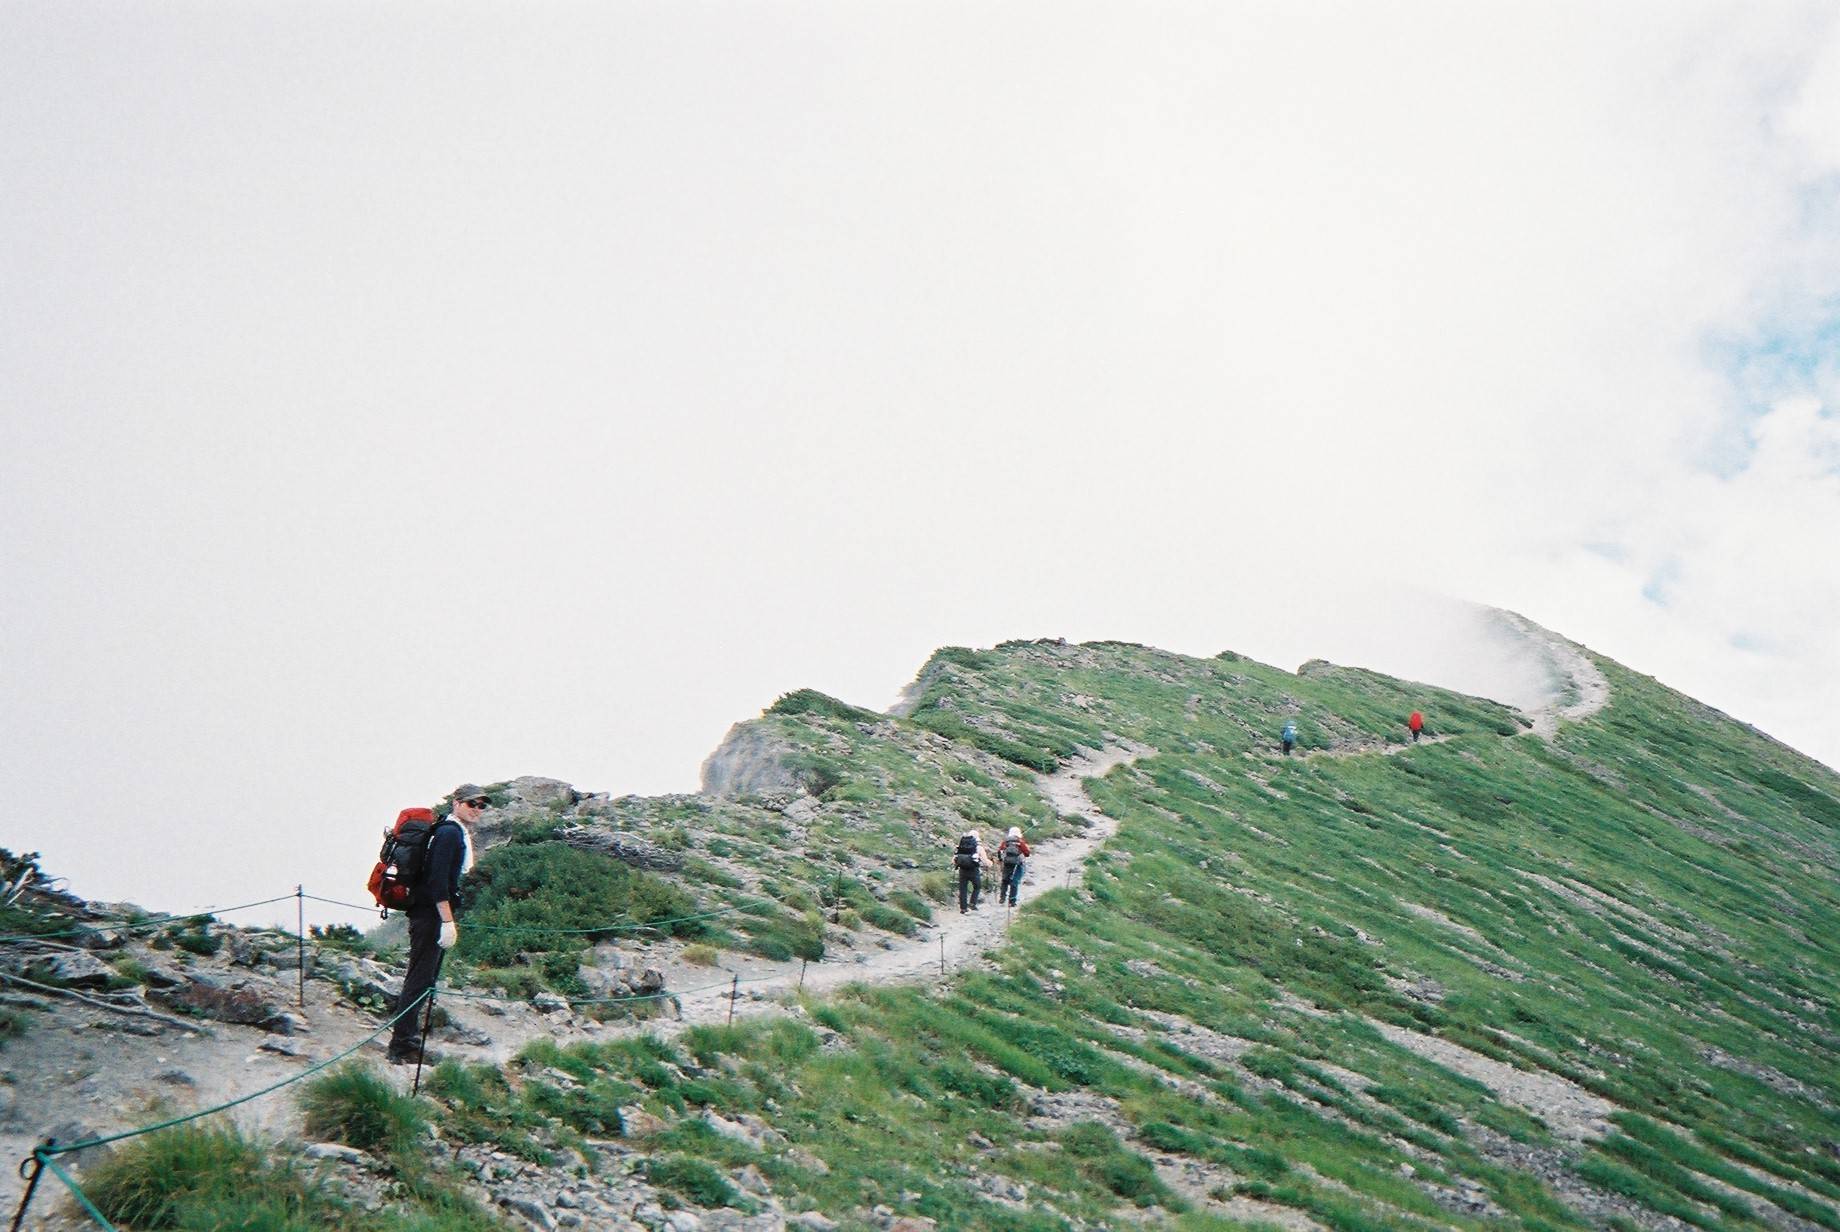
[438,921,459,950]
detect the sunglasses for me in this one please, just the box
[461,798,489,808]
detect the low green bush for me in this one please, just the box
[768,689,882,724]
[459,841,707,978]
[648,1154,742,1208]
[300,1063,429,1155]
[80,1124,315,1230]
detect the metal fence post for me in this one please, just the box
[295,885,306,1008]
[10,1140,53,1232]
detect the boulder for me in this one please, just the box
[506,777,579,809]
[619,1106,669,1138]
[149,975,291,1031]
[41,952,117,990]
[552,826,683,873]
[499,1194,557,1231]
[136,961,187,989]
[700,722,802,798]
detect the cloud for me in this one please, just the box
[2,2,1839,921]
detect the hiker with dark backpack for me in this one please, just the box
[387,784,484,1064]
[996,826,1030,907]
[1281,721,1297,756]
[953,831,983,914]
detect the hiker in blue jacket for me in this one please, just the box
[995,826,1030,907]
[1281,721,1297,756]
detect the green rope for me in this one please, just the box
[37,1153,121,1230]
[40,990,432,1158]
[0,893,300,947]
[305,892,774,934]
[457,897,774,934]
[441,975,737,1009]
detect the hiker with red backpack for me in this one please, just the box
[1408,711,1425,743]
[996,826,1030,907]
[387,784,484,1065]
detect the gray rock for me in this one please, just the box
[271,1012,310,1036]
[700,723,803,798]
[499,1194,557,1231]
[507,777,580,809]
[44,1121,109,1167]
[621,1105,668,1138]
[734,1164,772,1195]
[43,952,116,989]
[789,1214,839,1231]
[259,946,315,975]
[664,1212,702,1232]
[578,965,620,997]
[786,1148,829,1175]
[437,1023,493,1047]
[305,1142,367,1164]
[260,1039,304,1058]
[137,961,187,989]
[636,967,666,993]
[532,991,570,1013]
[150,975,291,1030]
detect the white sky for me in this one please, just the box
[4,2,1838,929]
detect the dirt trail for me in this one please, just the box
[1283,733,1452,761]
[666,742,1155,1028]
[1494,611,1610,738]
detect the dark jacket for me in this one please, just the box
[415,819,467,914]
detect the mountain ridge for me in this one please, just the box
[3,620,1837,1232]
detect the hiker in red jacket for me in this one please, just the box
[1408,711,1425,743]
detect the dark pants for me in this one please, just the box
[957,867,981,911]
[390,911,443,1054]
[999,861,1023,905]
[1411,729,1421,742]
[1282,740,1294,756]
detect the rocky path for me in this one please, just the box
[664,741,1155,1029]
[1494,610,1611,738]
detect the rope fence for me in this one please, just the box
[0,894,303,948]
[3,882,866,1229]
[11,991,432,1231]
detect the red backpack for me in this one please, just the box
[367,807,439,914]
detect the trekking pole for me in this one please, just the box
[296,885,306,1008]
[727,972,739,1026]
[10,1141,52,1232]
[939,936,946,977]
[412,953,444,1097]
[798,959,807,991]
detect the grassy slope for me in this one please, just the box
[422,640,1840,1228]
